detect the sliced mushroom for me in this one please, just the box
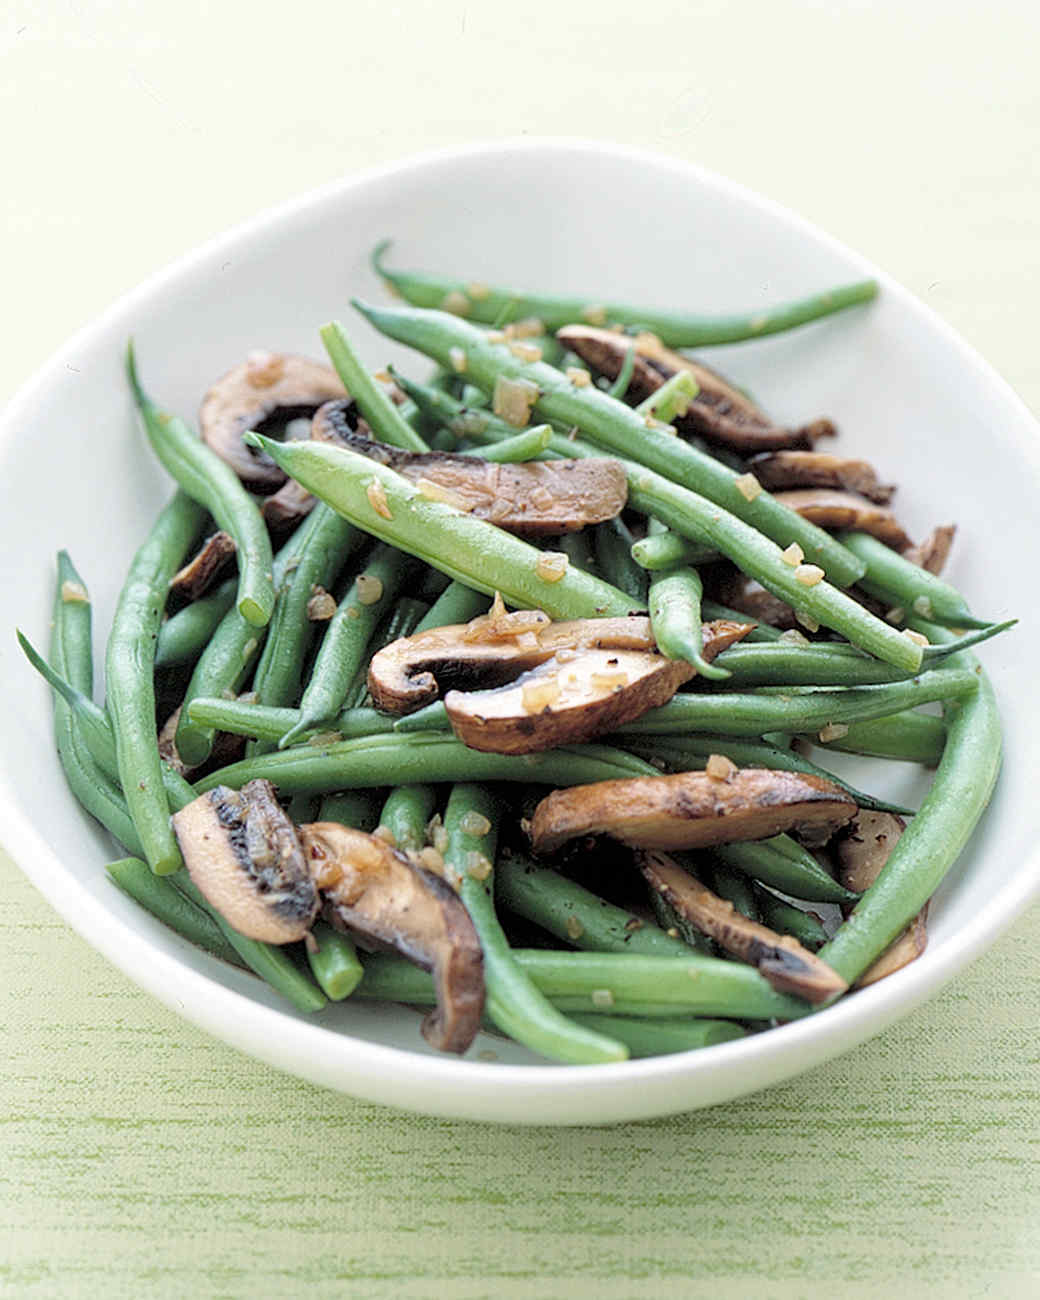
[171,780,319,943]
[199,352,346,491]
[771,489,912,550]
[529,769,857,855]
[298,822,484,1054]
[833,810,928,987]
[640,851,848,1003]
[746,451,895,504]
[368,613,750,715]
[295,405,627,535]
[556,324,834,452]
[169,530,237,602]
[903,523,955,575]
[445,620,748,753]
[260,397,364,530]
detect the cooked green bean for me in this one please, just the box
[155,578,237,668]
[281,544,417,748]
[106,857,242,965]
[126,345,274,628]
[459,425,552,462]
[445,785,627,1064]
[319,321,429,453]
[839,530,987,627]
[494,857,691,958]
[414,580,489,632]
[173,876,326,1013]
[753,887,828,952]
[606,343,637,400]
[343,596,427,709]
[307,923,364,1000]
[378,784,438,852]
[242,430,638,620]
[249,505,362,754]
[567,1014,745,1056]
[54,550,93,693]
[371,242,878,347]
[106,490,206,873]
[356,948,810,1020]
[634,370,698,424]
[352,299,865,587]
[820,625,1002,983]
[592,516,648,604]
[318,790,382,832]
[632,529,719,571]
[649,561,730,680]
[712,837,857,905]
[195,733,659,796]
[701,599,784,642]
[807,711,946,766]
[185,697,388,744]
[708,864,760,922]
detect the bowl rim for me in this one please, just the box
[3,135,1038,1120]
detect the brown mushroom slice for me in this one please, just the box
[746,451,895,504]
[529,769,857,855]
[446,648,696,755]
[169,530,237,601]
[297,411,627,536]
[368,614,750,714]
[298,822,484,1054]
[903,523,955,575]
[557,324,834,452]
[199,352,347,491]
[171,779,319,944]
[833,810,928,987]
[771,489,913,551]
[260,397,365,530]
[640,851,848,1003]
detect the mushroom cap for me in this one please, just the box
[529,768,857,855]
[746,451,895,504]
[171,779,319,943]
[771,489,912,551]
[299,822,485,1054]
[199,352,346,491]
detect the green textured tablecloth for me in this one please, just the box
[2,2,1038,1294]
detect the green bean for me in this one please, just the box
[753,887,828,952]
[445,785,627,1064]
[353,299,865,587]
[459,424,553,462]
[173,876,326,1013]
[414,580,489,632]
[249,505,362,754]
[558,528,599,577]
[807,711,946,766]
[567,1014,745,1056]
[356,948,810,1021]
[371,242,878,348]
[242,432,638,620]
[622,733,913,817]
[318,790,382,832]
[821,624,1001,983]
[709,864,760,922]
[634,370,698,424]
[319,321,429,452]
[389,368,525,444]
[126,345,274,628]
[343,596,428,709]
[494,857,692,957]
[106,857,242,965]
[186,697,388,744]
[701,600,784,642]
[631,529,719,571]
[839,530,987,627]
[378,784,438,852]
[54,550,93,692]
[155,578,237,668]
[615,669,978,737]
[195,733,659,796]
[106,490,206,873]
[649,562,730,680]
[281,544,417,748]
[606,343,637,400]
[592,517,648,604]
[712,837,857,905]
[649,887,715,955]
[307,922,364,1000]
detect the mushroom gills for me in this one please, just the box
[529,768,857,855]
[299,822,485,1054]
[444,620,750,754]
[199,353,347,491]
[556,324,834,452]
[640,851,848,1003]
[171,779,319,944]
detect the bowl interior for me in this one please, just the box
[2,141,1037,1123]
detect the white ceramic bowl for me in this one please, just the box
[2,140,1038,1125]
